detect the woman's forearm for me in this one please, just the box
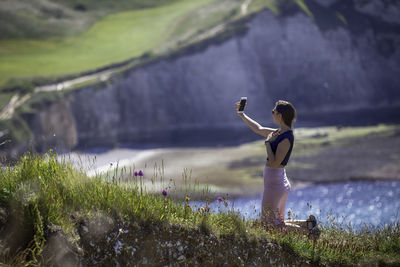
[238,113,263,134]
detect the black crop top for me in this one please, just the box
[268,130,294,166]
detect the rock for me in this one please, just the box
[177,255,186,261]
[0,207,8,226]
[32,101,78,150]
[22,2,400,151]
[42,231,81,267]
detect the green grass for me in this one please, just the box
[294,124,398,148]
[294,0,314,19]
[0,92,13,109]
[248,0,280,15]
[0,152,399,265]
[0,0,214,88]
[0,0,278,91]
[0,0,181,40]
[163,0,242,46]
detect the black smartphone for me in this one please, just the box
[238,97,247,113]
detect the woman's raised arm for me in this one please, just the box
[235,101,276,138]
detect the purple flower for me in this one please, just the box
[186,204,190,208]
[134,171,138,176]
[138,170,144,176]
[282,228,287,232]
[162,189,167,196]
[217,196,223,202]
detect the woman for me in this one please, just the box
[235,99,319,238]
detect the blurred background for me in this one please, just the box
[0,0,399,227]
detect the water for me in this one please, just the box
[191,181,400,230]
[70,106,400,151]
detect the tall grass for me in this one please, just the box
[0,152,399,265]
[0,151,248,264]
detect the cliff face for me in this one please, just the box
[31,0,400,148]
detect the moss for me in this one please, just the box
[1,79,35,94]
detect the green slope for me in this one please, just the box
[0,0,181,39]
[0,0,216,88]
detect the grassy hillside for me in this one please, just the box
[0,0,219,88]
[1,0,391,93]
[0,152,399,265]
[0,0,351,94]
[1,0,298,93]
[0,0,181,40]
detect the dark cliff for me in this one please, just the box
[10,0,400,151]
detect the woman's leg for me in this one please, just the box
[278,191,309,233]
[261,188,281,227]
[277,191,289,223]
[276,191,309,234]
[284,222,309,234]
[262,188,292,227]
[285,219,308,228]
[284,218,319,236]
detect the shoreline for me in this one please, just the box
[60,124,400,200]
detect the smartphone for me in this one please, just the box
[238,97,247,113]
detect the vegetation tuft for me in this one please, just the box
[0,152,399,265]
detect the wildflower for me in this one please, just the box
[134,171,138,176]
[138,170,144,176]
[162,189,167,196]
[186,204,191,208]
[200,206,210,213]
[282,228,287,232]
[217,196,223,202]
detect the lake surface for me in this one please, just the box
[191,181,400,230]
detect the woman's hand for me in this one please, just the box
[235,101,246,115]
[265,130,279,143]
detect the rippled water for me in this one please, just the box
[191,181,400,230]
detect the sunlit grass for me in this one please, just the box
[0,0,280,90]
[248,0,280,15]
[293,124,398,152]
[293,0,314,20]
[0,151,399,265]
[0,0,214,88]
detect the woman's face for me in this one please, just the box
[272,108,281,125]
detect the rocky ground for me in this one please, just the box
[0,207,312,266]
[77,214,311,266]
